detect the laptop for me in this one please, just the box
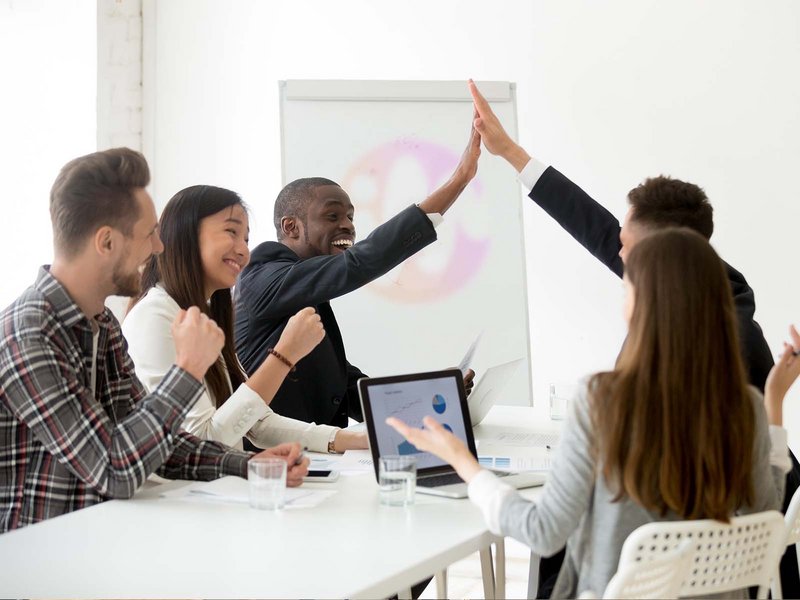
[468,358,526,426]
[359,368,545,499]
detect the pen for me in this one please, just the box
[294,447,308,466]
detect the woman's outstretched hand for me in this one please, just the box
[385,415,483,483]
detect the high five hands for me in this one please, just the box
[468,79,531,172]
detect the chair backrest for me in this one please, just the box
[784,486,800,547]
[618,511,786,599]
[770,487,800,600]
[602,540,693,599]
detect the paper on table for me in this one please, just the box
[334,449,374,473]
[160,476,337,509]
[457,331,484,375]
[480,430,560,448]
[479,455,552,472]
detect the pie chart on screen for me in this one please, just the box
[432,394,446,414]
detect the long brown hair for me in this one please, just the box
[131,185,247,406]
[590,227,754,521]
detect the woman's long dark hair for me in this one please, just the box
[589,227,754,521]
[131,185,247,406]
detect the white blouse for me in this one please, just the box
[122,285,337,452]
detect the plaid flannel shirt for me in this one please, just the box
[0,267,251,532]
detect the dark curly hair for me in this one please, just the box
[627,176,713,239]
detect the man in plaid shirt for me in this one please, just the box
[0,148,309,532]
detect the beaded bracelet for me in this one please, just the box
[267,347,296,372]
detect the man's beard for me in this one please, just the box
[111,260,141,298]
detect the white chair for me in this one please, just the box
[533,511,786,599]
[578,540,693,599]
[770,486,800,599]
[618,510,786,599]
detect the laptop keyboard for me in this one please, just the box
[419,470,511,488]
[418,473,465,487]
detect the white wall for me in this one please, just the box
[144,1,800,444]
[97,0,144,319]
[97,0,142,152]
[0,0,96,309]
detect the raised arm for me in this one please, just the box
[238,206,437,320]
[469,79,531,171]
[417,117,481,215]
[741,329,800,514]
[764,325,800,427]
[469,79,624,277]
[238,116,482,321]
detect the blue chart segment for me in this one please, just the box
[432,394,447,414]
[398,439,420,455]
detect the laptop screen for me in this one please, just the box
[359,369,477,474]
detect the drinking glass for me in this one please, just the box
[248,458,287,510]
[379,455,417,506]
[549,382,579,421]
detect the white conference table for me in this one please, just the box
[0,405,556,599]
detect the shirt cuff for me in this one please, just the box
[467,469,517,535]
[220,449,253,478]
[327,427,339,453]
[424,212,444,229]
[517,158,549,190]
[769,425,791,474]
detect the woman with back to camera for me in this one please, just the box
[124,185,367,453]
[388,227,800,598]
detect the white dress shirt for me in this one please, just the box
[122,285,338,452]
[517,157,549,190]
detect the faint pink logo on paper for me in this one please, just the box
[342,138,490,304]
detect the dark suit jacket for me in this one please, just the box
[234,205,437,428]
[529,166,774,391]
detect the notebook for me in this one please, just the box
[359,369,545,498]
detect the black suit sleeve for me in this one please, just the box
[530,166,777,389]
[530,166,624,278]
[239,205,437,321]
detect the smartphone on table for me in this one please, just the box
[303,470,340,482]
